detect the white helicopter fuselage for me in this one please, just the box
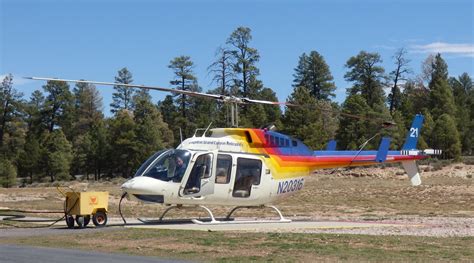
[121,124,432,208]
[121,129,308,206]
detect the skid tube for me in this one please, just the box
[137,205,291,225]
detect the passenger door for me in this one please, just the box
[232,157,262,198]
[180,150,217,197]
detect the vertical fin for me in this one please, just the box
[326,140,337,151]
[375,137,391,162]
[401,160,421,186]
[402,114,424,150]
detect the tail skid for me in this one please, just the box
[401,160,421,186]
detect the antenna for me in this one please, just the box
[179,128,183,143]
[202,122,213,137]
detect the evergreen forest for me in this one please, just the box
[1,27,472,187]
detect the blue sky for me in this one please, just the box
[1,0,473,115]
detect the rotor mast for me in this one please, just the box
[230,102,238,127]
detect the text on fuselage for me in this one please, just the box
[277,178,304,194]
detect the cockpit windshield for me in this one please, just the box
[138,149,192,183]
[134,150,167,177]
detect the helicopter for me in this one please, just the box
[27,77,441,224]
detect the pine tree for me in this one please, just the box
[168,56,197,119]
[133,90,173,161]
[73,82,103,135]
[398,81,430,122]
[464,73,474,155]
[293,51,336,100]
[239,79,281,128]
[0,74,24,147]
[24,90,46,134]
[388,111,408,150]
[336,94,373,150]
[42,80,74,136]
[429,53,456,119]
[282,86,338,149]
[0,159,17,188]
[108,110,140,178]
[449,73,473,155]
[388,48,412,114]
[259,87,282,126]
[344,51,386,108]
[158,95,178,125]
[207,47,236,127]
[71,82,104,178]
[41,130,73,182]
[72,133,92,179]
[431,114,461,160]
[418,109,434,150]
[226,26,260,97]
[208,47,235,95]
[110,67,135,114]
[420,54,436,87]
[88,120,108,180]
[17,132,42,184]
[240,103,267,128]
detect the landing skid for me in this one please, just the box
[138,205,291,225]
[193,205,290,225]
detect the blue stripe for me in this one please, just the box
[314,150,402,156]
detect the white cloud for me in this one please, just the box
[410,42,474,58]
[0,74,35,86]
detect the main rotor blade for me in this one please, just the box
[25,77,292,106]
[243,98,296,106]
[25,77,224,101]
[25,76,392,125]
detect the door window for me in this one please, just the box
[184,153,212,194]
[232,158,262,198]
[215,154,232,184]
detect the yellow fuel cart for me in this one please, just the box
[59,188,109,228]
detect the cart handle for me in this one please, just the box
[56,186,80,198]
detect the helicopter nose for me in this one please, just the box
[121,178,136,192]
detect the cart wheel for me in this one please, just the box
[75,216,84,228]
[83,215,91,227]
[92,211,107,227]
[66,215,75,229]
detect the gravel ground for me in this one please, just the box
[2,215,472,238]
[302,216,474,237]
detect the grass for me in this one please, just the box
[1,228,473,262]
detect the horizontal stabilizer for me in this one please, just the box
[422,149,442,155]
[402,160,421,186]
[375,137,391,162]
